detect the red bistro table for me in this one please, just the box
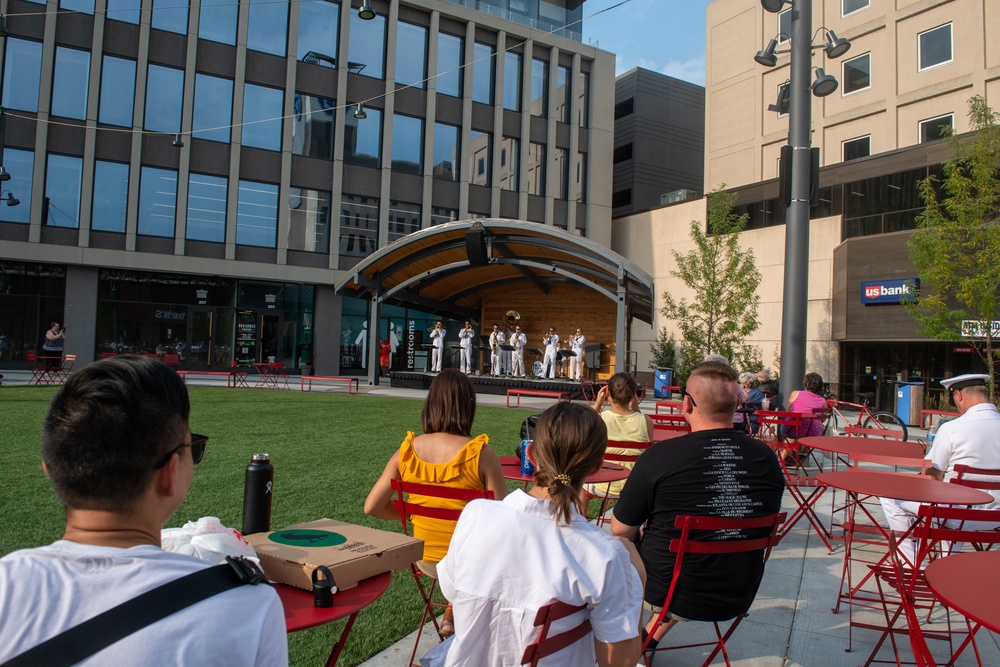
[799,436,925,465]
[925,551,1000,635]
[276,571,392,667]
[499,455,630,487]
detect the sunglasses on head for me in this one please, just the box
[679,386,698,408]
[155,433,208,469]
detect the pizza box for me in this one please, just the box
[246,518,423,591]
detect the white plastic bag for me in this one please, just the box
[161,516,260,565]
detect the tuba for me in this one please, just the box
[504,310,520,327]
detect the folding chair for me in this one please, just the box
[585,440,654,526]
[949,465,1000,551]
[25,350,47,385]
[650,413,690,440]
[519,601,592,666]
[390,479,495,667]
[270,362,290,390]
[642,512,786,667]
[51,353,76,384]
[162,353,180,368]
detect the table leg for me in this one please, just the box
[324,611,359,667]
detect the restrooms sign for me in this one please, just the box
[860,278,919,305]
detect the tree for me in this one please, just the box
[907,95,1000,399]
[660,187,762,371]
[648,327,678,371]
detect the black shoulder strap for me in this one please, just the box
[2,556,267,667]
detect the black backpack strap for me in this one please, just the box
[2,556,267,667]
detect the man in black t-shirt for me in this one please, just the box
[612,360,784,643]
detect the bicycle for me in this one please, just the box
[822,392,909,442]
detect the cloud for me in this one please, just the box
[632,56,706,86]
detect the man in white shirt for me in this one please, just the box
[430,322,446,372]
[568,328,586,380]
[509,325,527,377]
[0,355,287,666]
[540,327,559,379]
[458,322,476,374]
[489,324,504,377]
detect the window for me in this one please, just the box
[151,0,187,34]
[339,193,378,265]
[344,106,382,166]
[530,58,548,117]
[186,173,227,242]
[577,70,589,127]
[199,0,237,45]
[503,51,522,111]
[52,46,90,120]
[472,42,495,105]
[2,39,43,112]
[778,8,791,42]
[236,180,279,247]
[437,33,463,97]
[576,152,587,203]
[920,114,953,143]
[193,73,233,143]
[144,65,184,134]
[613,143,633,164]
[469,131,491,186]
[396,22,427,89]
[248,0,288,56]
[288,187,330,253]
[555,147,569,199]
[431,207,457,226]
[918,24,952,71]
[107,0,140,23]
[612,189,632,209]
[527,142,545,196]
[138,166,177,237]
[556,65,570,123]
[500,136,519,191]
[349,9,386,79]
[242,84,283,151]
[99,56,136,127]
[297,0,340,63]
[842,136,871,161]
[843,0,869,16]
[391,114,423,175]
[614,98,634,120]
[842,53,870,95]
[433,122,460,181]
[45,155,83,228]
[388,200,420,242]
[0,149,33,223]
[60,0,93,14]
[92,161,129,232]
[292,93,336,160]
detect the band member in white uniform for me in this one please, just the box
[568,328,586,380]
[501,325,512,375]
[540,327,559,379]
[489,324,503,376]
[429,322,446,372]
[509,325,527,377]
[458,321,476,374]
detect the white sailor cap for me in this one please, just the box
[940,374,991,391]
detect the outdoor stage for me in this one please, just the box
[390,371,588,401]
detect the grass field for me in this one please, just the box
[0,385,533,666]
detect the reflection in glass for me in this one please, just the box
[248,0,288,56]
[555,147,569,199]
[92,161,129,232]
[431,207,457,226]
[99,56,136,127]
[52,46,90,120]
[577,70,589,127]
[555,65,570,123]
[236,181,279,247]
[187,173,228,242]
[243,84,283,151]
[388,200,420,243]
[2,38,43,112]
[437,32,463,97]
[344,106,382,167]
[60,0,94,14]
[292,93,336,160]
[151,0,188,34]
[349,9,386,79]
[503,51,521,111]
[296,0,339,61]
[527,142,545,196]
[288,187,331,253]
[530,58,548,117]
[339,193,379,265]
[0,149,33,223]
[392,114,423,175]
[138,166,178,237]
[469,131,491,187]
[199,0,237,45]
[107,0,140,24]
[842,54,870,94]
[432,122,460,181]
[144,64,184,133]
[45,154,83,228]
[396,22,427,88]
[499,136,519,191]
[575,152,587,203]
[193,74,233,143]
[472,42,494,105]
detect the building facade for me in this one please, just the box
[0,0,615,375]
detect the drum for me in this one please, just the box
[531,361,543,377]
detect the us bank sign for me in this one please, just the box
[860,278,919,305]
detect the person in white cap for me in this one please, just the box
[879,373,1000,564]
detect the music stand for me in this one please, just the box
[556,349,574,379]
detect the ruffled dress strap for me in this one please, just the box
[398,433,490,485]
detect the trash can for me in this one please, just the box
[895,381,924,427]
[654,368,673,398]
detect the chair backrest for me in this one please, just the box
[61,354,76,370]
[755,410,804,442]
[603,440,655,466]
[951,464,1000,492]
[26,350,37,362]
[914,505,1000,560]
[849,452,929,472]
[655,400,684,415]
[100,351,116,359]
[843,424,904,440]
[519,601,592,666]
[390,479,495,535]
[650,413,690,432]
[163,353,180,367]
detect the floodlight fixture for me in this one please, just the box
[354,103,367,120]
[760,0,787,13]
[1,191,19,206]
[824,29,851,58]
[358,1,375,20]
[754,39,779,67]
[811,68,838,97]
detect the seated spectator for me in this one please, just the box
[761,379,785,411]
[785,372,827,438]
[745,373,765,435]
[439,402,644,666]
[0,355,287,666]
[612,360,784,651]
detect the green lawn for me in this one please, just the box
[0,385,532,666]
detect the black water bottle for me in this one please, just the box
[242,453,273,535]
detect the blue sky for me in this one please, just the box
[582,0,712,85]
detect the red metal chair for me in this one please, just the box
[642,512,786,667]
[25,350,47,385]
[162,353,180,368]
[585,439,655,526]
[51,353,76,384]
[391,479,495,667]
[519,601,592,666]
[650,413,690,440]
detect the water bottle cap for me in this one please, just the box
[252,453,271,462]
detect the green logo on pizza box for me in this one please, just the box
[268,529,347,547]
